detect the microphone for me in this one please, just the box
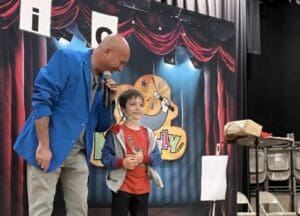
[153,91,175,112]
[103,71,112,107]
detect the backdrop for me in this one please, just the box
[0,0,237,215]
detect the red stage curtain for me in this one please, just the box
[0,26,47,215]
[0,29,25,216]
[0,1,236,215]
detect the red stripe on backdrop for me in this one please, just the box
[14,32,25,216]
[204,68,211,155]
[0,62,12,216]
[217,65,225,146]
[38,37,48,68]
[226,94,235,156]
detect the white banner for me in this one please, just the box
[201,155,228,201]
[19,0,52,37]
[91,11,118,48]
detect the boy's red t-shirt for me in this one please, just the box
[119,124,151,194]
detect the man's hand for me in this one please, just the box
[104,78,118,101]
[36,144,52,172]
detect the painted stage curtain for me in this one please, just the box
[0,26,25,216]
[0,0,236,215]
[155,1,249,213]
[0,25,47,215]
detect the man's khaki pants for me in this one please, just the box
[27,150,88,216]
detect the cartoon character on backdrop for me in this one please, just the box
[114,74,187,161]
[91,74,187,165]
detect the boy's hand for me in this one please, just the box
[123,154,138,170]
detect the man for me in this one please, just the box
[14,34,131,216]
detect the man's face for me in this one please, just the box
[105,48,129,72]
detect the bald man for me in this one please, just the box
[14,34,131,216]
